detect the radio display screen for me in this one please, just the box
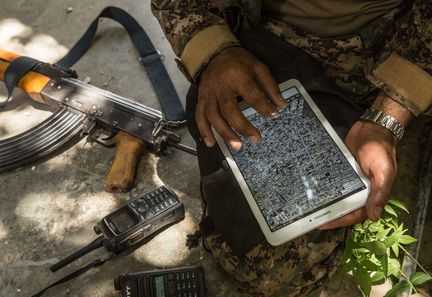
[109,208,138,234]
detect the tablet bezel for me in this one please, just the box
[214,79,370,246]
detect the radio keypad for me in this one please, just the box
[115,266,204,297]
[133,186,179,219]
[162,271,201,297]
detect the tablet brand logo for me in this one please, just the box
[314,210,331,220]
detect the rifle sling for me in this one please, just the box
[2,56,40,107]
[3,6,185,121]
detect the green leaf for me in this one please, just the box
[371,271,385,283]
[369,255,382,267]
[363,220,373,228]
[388,199,409,213]
[409,272,432,286]
[384,204,398,217]
[389,216,398,227]
[391,243,399,257]
[383,280,410,297]
[363,241,387,256]
[388,258,401,277]
[376,227,391,240]
[363,259,380,271]
[368,221,382,233]
[354,223,365,232]
[353,247,370,258]
[343,238,355,259]
[353,266,372,296]
[379,255,388,276]
[398,235,417,245]
[384,231,405,248]
[339,260,355,275]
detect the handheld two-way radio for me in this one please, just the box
[33,185,185,297]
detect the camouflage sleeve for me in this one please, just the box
[151,0,240,81]
[367,0,432,116]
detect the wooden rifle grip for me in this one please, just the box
[0,50,145,191]
[104,131,146,193]
[0,49,50,103]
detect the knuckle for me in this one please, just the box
[205,107,218,122]
[225,65,242,78]
[256,62,269,73]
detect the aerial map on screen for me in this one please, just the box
[230,87,366,232]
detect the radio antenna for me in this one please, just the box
[50,236,105,272]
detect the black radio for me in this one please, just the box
[49,185,185,273]
[114,266,207,297]
[94,185,185,253]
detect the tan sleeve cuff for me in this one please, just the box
[371,53,432,116]
[180,25,239,80]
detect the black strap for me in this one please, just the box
[1,56,40,107]
[3,6,185,121]
[31,256,112,297]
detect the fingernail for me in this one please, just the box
[270,112,280,119]
[250,135,260,144]
[203,137,212,147]
[373,206,383,220]
[229,141,242,151]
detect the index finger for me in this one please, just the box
[254,63,287,109]
[237,76,279,117]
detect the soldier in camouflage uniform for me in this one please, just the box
[151,1,432,296]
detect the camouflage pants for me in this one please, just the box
[205,230,346,297]
[185,1,432,297]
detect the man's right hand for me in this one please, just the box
[196,47,287,150]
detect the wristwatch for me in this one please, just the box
[360,108,405,140]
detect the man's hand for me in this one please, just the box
[196,47,287,150]
[320,91,413,230]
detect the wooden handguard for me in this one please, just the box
[0,49,50,103]
[0,49,146,193]
[104,131,146,193]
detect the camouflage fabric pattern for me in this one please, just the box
[151,0,227,57]
[151,0,432,296]
[205,229,346,297]
[264,0,432,106]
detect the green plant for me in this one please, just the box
[340,199,432,296]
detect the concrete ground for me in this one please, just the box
[0,1,430,297]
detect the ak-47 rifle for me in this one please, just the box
[0,7,195,192]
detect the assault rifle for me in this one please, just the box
[0,7,195,192]
[0,49,195,191]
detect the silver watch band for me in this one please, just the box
[360,108,405,140]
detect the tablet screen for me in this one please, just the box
[230,87,366,232]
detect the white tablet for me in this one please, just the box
[214,79,370,246]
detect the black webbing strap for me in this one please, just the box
[31,256,113,297]
[1,56,40,107]
[57,5,185,121]
[3,6,185,121]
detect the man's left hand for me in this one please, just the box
[320,91,413,230]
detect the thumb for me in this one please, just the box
[365,160,394,221]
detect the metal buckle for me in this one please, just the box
[139,50,164,66]
[152,118,166,138]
